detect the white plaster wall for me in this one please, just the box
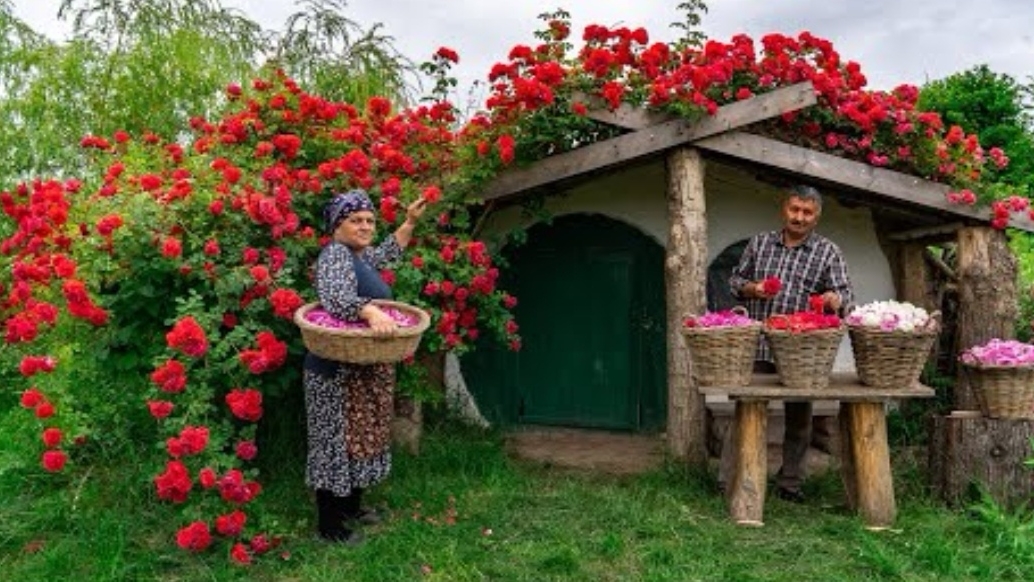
[478,159,897,372]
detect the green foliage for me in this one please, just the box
[920,65,1034,192]
[4,423,1034,580]
[670,0,710,49]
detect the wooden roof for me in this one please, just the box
[478,83,1034,234]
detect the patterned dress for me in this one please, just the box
[304,237,402,496]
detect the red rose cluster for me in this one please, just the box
[765,295,841,332]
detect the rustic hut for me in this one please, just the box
[449,83,1031,473]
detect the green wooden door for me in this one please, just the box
[463,214,666,431]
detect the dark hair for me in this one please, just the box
[785,184,823,210]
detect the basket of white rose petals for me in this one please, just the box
[846,300,940,389]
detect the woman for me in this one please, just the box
[305,189,427,544]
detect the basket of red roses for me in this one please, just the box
[764,295,844,390]
[294,300,431,364]
[682,307,761,386]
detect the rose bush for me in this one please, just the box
[2,66,524,562]
[462,10,1022,226]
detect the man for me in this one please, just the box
[725,183,854,502]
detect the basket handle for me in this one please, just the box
[731,306,749,317]
[925,310,942,331]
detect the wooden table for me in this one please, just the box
[699,373,935,529]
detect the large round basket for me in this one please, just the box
[764,326,845,390]
[849,313,940,389]
[962,362,1034,419]
[682,320,761,387]
[294,300,431,364]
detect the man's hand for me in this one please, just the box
[821,291,842,312]
[748,281,775,299]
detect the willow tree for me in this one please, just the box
[0,0,416,186]
[270,0,417,106]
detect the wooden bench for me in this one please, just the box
[699,373,935,529]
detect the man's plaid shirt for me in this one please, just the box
[728,230,854,363]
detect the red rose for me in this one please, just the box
[166,316,208,358]
[230,542,252,565]
[175,521,212,552]
[20,388,44,409]
[42,427,63,448]
[216,510,247,536]
[809,294,825,314]
[236,440,258,461]
[35,402,55,419]
[422,186,442,203]
[226,388,263,422]
[147,400,174,419]
[761,276,782,295]
[42,450,67,472]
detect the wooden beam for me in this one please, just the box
[694,131,1034,233]
[575,93,675,130]
[479,83,817,201]
[923,248,957,282]
[887,222,964,242]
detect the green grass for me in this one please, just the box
[2,421,1034,581]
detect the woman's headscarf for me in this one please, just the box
[322,189,375,234]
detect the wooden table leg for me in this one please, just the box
[728,399,768,526]
[843,401,896,529]
[838,404,858,511]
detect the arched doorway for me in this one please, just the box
[707,239,750,311]
[463,214,667,431]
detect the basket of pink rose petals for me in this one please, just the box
[959,339,1034,419]
[681,307,761,387]
[294,300,431,364]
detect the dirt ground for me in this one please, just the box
[505,425,837,477]
[506,427,667,476]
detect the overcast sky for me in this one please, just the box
[11,1,1033,101]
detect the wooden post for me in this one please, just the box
[838,406,858,511]
[843,402,896,529]
[929,414,1034,508]
[956,227,1017,409]
[664,147,708,465]
[898,243,937,312]
[728,401,768,526]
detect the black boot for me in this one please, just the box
[343,487,383,525]
[316,489,364,545]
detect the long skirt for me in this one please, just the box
[303,353,395,496]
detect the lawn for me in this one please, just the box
[2,418,1033,581]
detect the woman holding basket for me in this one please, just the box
[304,189,427,545]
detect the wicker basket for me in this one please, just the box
[962,363,1034,419]
[764,325,845,390]
[682,310,761,386]
[294,300,431,364]
[849,312,940,389]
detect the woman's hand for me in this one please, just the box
[361,304,398,336]
[404,198,429,226]
[395,198,430,248]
